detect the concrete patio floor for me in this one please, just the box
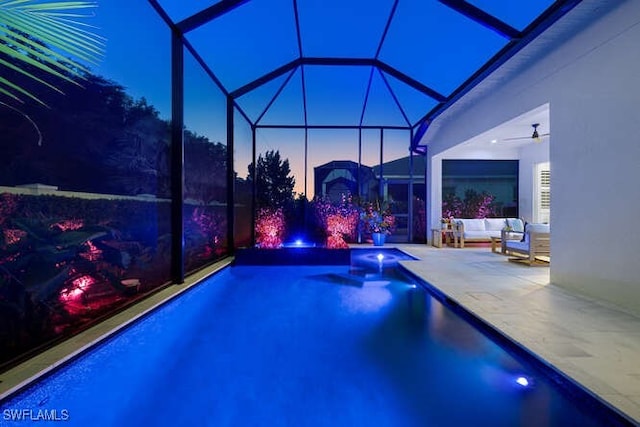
[396,244,640,424]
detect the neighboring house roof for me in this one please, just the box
[314,160,360,171]
[315,160,376,182]
[316,156,426,181]
[372,155,426,178]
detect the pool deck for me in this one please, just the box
[1,245,639,424]
[395,244,640,424]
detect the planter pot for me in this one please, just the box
[372,232,386,246]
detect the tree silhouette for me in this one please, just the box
[184,130,227,204]
[247,150,295,209]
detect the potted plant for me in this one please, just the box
[360,201,396,246]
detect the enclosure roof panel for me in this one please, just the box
[467,0,558,31]
[296,0,396,58]
[184,0,300,91]
[378,0,509,95]
[155,0,582,131]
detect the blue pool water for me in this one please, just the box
[0,249,632,426]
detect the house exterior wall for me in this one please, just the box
[422,0,640,315]
[549,0,640,314]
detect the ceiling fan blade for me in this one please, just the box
[503,132,550,142]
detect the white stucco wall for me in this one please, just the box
[549,1,640,313]
[423,0,640,315]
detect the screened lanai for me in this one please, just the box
[0,0,582,368]
[149,0,580,273]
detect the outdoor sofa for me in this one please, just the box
[454,218,524,247]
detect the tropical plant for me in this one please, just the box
[360,200,396,235]
[460,189,497,218]
[442,189,498,218]
[255,207,285,249]
[185,206,227,267]
[313,194,359,248]
[0,192,180,366]
[0,0,104,106]
[442,192,463,218]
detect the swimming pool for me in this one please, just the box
[0,249,633,426]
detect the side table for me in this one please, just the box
[431,228,460,248]
[490,236,501,253]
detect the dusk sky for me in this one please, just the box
[87,0,555,196]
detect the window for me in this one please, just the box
[535,162,550,224]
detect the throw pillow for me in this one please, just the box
[507,218,525,233]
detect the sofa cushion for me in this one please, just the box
[503,231,524,241]
[458,218,485,231]
[484,218,506,232]
[487,230,501,239]
[464,231,493,240]
[507,218,525,232]
[505,240,529,251]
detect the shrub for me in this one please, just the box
[255,207,285,248]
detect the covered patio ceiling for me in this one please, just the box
[150,0,582,150]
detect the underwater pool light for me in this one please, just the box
[515,376,530,387]
[281,238,315,248]
[377,253,384,262]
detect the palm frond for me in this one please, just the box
[0,0,103,106]
[0,81,22,101]
[0,74,45,105]
[1,29,92,74]
[0,43,77,88]
[0,55,65,95]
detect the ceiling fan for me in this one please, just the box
[503,123,550,142]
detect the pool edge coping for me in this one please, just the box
[397,257,639,426]
[0,258,233,401]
